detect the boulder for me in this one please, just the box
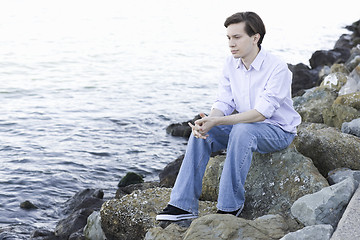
[309,48,350,69]
[145,224,187,240]
[199,147,329,220]
[342,117,360,137]
[100,188,217,240]
[116,181,159,199]
[290,177,357,228]
[117,172,144,187]
[327,168,360,186]
[166,115,201,138]
[55,208,93,239]
[159,155,184,187]
[330,186,360,240]
[183,214,289,240]
[339,64,360,95]
[84,211,106,240]
[293,123,360,176]
[320,72,348,91]
[323,102,360,129]
[280,225,334,240]
[288,63,321,97]
[293,87,337,123]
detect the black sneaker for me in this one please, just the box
[217,205,244,217]
[156,204,198,221]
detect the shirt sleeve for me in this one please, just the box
[254,63,292,119]
[212,62,236,116]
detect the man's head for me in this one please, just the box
[224,12,266,48]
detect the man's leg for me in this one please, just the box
[168,125,232,215]
[217,122,295,212]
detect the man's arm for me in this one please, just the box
[189,108,265,139]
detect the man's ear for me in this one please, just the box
[253,33,260,44]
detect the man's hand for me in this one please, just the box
[188,113,218,139]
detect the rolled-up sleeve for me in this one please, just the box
[212,63,236,116]
[254,63,292,119]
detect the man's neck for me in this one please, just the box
[241,47,260,70]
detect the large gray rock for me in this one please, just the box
[330,186,360,240]
[84,211,106,240]
[100,188,217,240]
[291,177,357,228]
[342,117,360,137]
[293,123,360,176]
[183,214,289,240]
[327,168,360,186]
[280,225,333,240]
[200,147,329,220]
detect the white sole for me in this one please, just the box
[156,213,198,221]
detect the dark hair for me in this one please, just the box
[224,12,266,48]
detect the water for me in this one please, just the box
[0,0,358,238]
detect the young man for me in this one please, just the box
[156,12,301,221]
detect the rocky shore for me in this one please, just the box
[30,19,360,240]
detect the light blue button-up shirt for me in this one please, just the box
[212,49,301,133]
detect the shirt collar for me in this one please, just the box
[235,48,266,71]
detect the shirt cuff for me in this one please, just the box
[212,101,234,116]
[254,97,277,119]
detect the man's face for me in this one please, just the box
[226,22,258,59]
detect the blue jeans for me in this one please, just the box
[169,122,295,214]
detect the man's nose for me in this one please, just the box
[229,39,235,47]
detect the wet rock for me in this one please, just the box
[116,181,159,199]
[309,48,351,69]
[166,115,201,138]
[291,177,357,228]
[100,188,217,240]
[62,188,104,215]
[293,87,337,123]
[182,214,289,240]
[159,154,184,187]
[280,224,334,240]
[55,208,93,239]
[117,172,144,187]
[288,63,321,97]
[293,123,360,176]
[342,117,360,137]
[20,200,38,210]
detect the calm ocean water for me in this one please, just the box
[0,0,358,238]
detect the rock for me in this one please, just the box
[117,172,144,187]
[159,155,184,187]
[323,102,360,129]
[288,63,321,97]
[182,214,289,240]
[100,188,217,240]
[339,64,360,95]
[116,181,159,199]
[199,147,329,220]
[20,200,38,210]
[320,72,348,91]
[30,228,58,239]
[342,117,360,137]
[199,155,225,201]
[345,46,360,72]
[293,87,337,123]
[293,123,360,176]
[145,224,187,240]
[334,34,353,49]
[327,168,360,186]
[280,224,334,240]
[290,177,357,228]
[166,115,201,138]
[55,208,93,239]
[309,48,351,69]
[83,211,106,240]
[61,188,104,215]
[334,91,360,110]
[330,185,360,240]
